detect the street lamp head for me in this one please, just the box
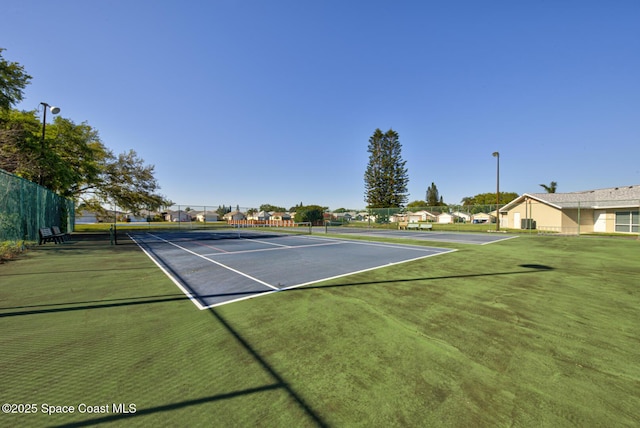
[40,102,61,115]
[492,151,499,158]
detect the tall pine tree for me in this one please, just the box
[426,182,443,206]
[364,128,409,208]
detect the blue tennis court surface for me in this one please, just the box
[129,230,455,309]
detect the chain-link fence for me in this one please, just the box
[502,199,640,235]
[80,199,640,237]
[334,201,639,236]
[356,205,500,229]
[104,205,301,226]
[0,168,74,243]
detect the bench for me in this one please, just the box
[51,226,70,242]
[399,222,433,231]
[39,227,65,245]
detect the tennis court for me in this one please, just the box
[128,229,455,309]
[321,226,518,245]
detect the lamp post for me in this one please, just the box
[492,151,500,231]
[39,102,61,185]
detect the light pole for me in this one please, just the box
[492,151,500,231]
[39,102,61,185]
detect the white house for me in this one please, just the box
[437,213,463,224]
[270,212,292,221]
[451,211,471,222]
[165,210,192,222]
[412,210,437,222]
[223,211,246,221]
[471,212,494,224]
[75,210,98,224]
[246,210,271,221]
[195,211,219,222]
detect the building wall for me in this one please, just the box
[505,200,562,229]
[601,210,616,233]
[508,204,632,233]
[437,214,453,224]
[505,194,640,234]
[561,208,595,233]
[602,209,639,233]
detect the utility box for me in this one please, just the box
[521,218,536,229]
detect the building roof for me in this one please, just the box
[502,185,640,211]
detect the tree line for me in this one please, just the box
[0,48,170,216]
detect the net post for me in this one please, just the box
[110,224,117,245]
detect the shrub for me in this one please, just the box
[0,241,27,262]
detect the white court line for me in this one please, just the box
[204,290,280,308]
[130,232,458,310]
[480,235,519,245]
[131,232,281,311]
[128,234,206,310]
[201,234,447,257]
[202,240,347,257]
[204,247,457,308]
[296,234,447,252]
[278,248,457,292]
[145,233,279,290]
[246,237,292,247]
[327,229,519,245]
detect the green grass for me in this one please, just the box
[1,233,638,426]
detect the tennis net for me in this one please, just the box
[113,222,312,245]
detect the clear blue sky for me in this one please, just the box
[3,1,639,210]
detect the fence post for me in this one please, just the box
[577,201,581,236]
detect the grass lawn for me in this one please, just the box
[0,232,638,426]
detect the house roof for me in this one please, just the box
[437,212,460,218]
[410,210,437,217]
[501,185,640,211]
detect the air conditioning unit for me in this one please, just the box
[521,218,536,229]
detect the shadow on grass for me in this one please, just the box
[49,305,330,427]
[0,265,554,317]
[0,289,272,316]
[287,264,555,291]
[43,264,555,427]
[0,266,159,277]
[51,383,284,427]
[519,264,554,270]
[7,254,553,426]
[202,306,329,427]
[0,292,187,311]
[38,258,329,427]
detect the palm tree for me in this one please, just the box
[539,181,558,193]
